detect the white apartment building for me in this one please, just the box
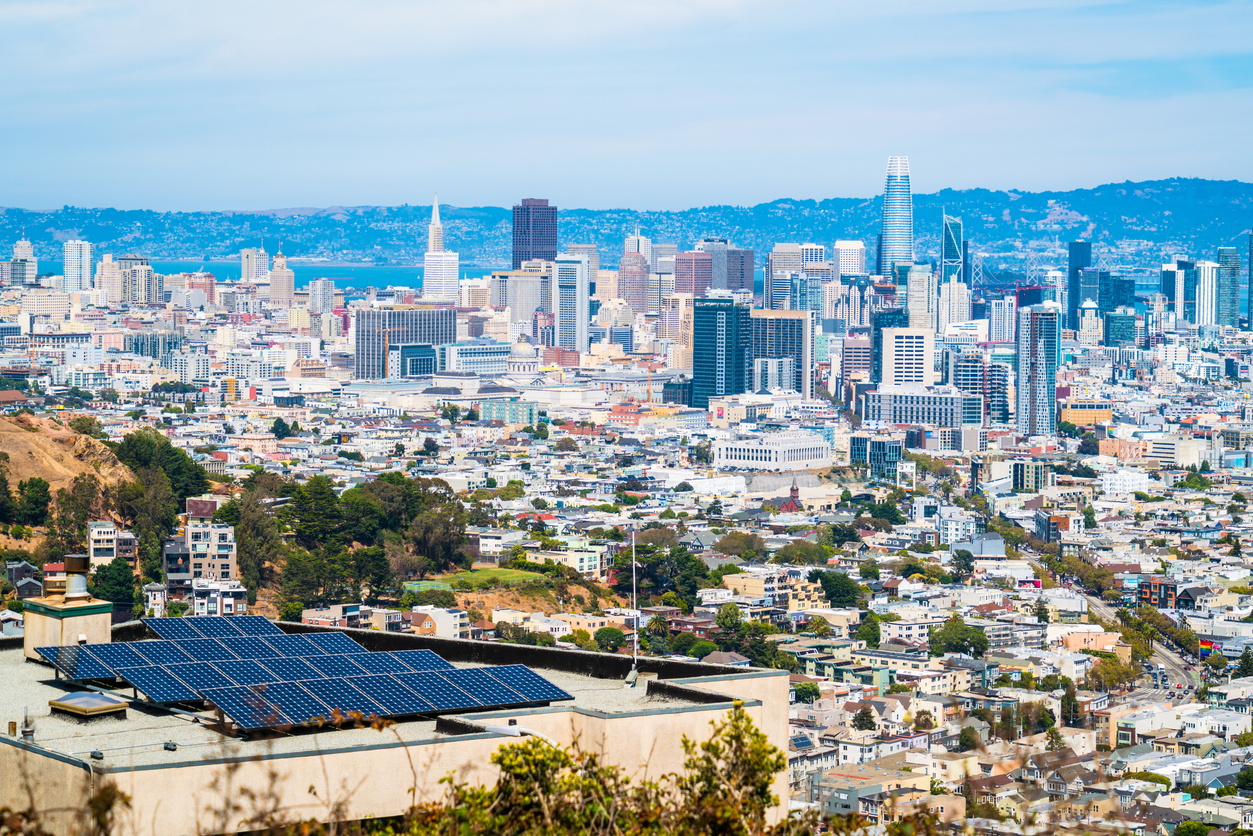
[190,577,247,617]
[880,327,935,386]
[62,240,93,294]
[989,296,1016,343]
[937,507,983,545]
[937,281,971,334]
[1195,260,1219,326]
[87,521,118,569]
[880,615,948,644]
[1099,469,1151,496]
[309,278,335,314]
[713,431,833,471]
[21,292,70,319]
[411,605,470,639]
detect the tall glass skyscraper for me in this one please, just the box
[1217,246,1240,327]
[1016,303,1061,437]
[1066,241,1091,331]
[941,215,963,283]
[876,156,913,278]
[692,297,751,409]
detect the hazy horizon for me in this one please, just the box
[3,174,1252,217]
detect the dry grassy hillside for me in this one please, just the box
[0,414,134,494]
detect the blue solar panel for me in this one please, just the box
[35,646,114,680]
[214,659,277,686]
[172,638,238,662]
[348,675,434,715]
[201,685,289,729]
[439,669,525,706]
[261,634,323,657]
[299,677,387,721]
[483,665,574,703]
[166,662,237,694]
[218,636,283,659]
[88,643,148,673]
[252,681,332,725]
[132,641,193,666]
[143,617,202,640]
[303,632,367,655]
[186,617,244,638]
[352,652,412,675]
[304,654,368,678]
[117,665,201,703]
[391,671,481,711]
[228,615,284,636]
[390,650,454,672]
[257,656,322,682]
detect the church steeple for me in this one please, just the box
[790,476,799,503]
[427,193,443,253]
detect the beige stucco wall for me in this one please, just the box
[22,606,112,660]
[1,671,791,836]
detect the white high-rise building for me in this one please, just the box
[269,252,295,308]
[937,281,971,334]
[1077,300,1102,345]
[1195,260,1219,326]
[625,230,651,264]
[123,266,162,305]
[459,276,491,308]
[95,254,123,304]
[880,327,936,386]
[905,264,936,331]
[989,296,1017,343]
[309,278,335,314]
[13,234,37,283]
[62,240,93,294]
[13,235,33,261]
[553,253,589,353]
[649,243,677,274]
[423,194,459,301]
[241,247,269,283]
[800,243,826,266]
[832,241,867,277]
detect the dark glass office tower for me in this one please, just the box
[511,198,558,269]
[727,248,755,292]
[1098,273,1135,316]
[1079,268,1105,316]
[1104,312,1137,347]
[1067,241,1092,330]
[870,307,909,384]
[691,298,751,409]
[1217,246,1240,327]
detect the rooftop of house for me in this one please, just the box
[0,622,781,774]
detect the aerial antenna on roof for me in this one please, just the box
[624,524,639,688]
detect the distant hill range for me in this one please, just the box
[4,178,1251,275]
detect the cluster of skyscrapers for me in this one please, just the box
[7,161,1250,453]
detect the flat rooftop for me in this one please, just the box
[1,625,760,773]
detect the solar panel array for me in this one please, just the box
[35,616,575,731]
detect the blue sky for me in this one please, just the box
[2,0,1251,211]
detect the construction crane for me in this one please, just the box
[379,327,407,378]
